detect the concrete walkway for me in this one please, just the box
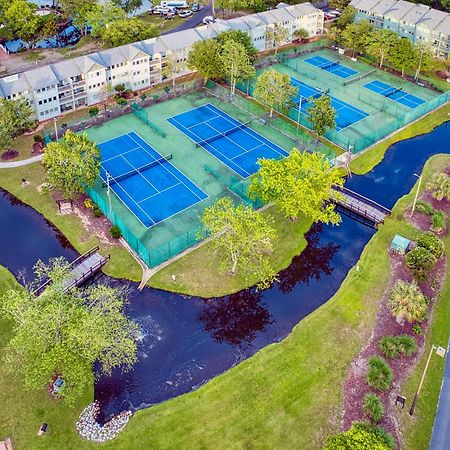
[429,340,450,450]
[0,154,43,168]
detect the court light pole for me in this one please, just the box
[410,173,422,217]
[296,97,302,136]
[54,117,59,141]
[106,172,112,219]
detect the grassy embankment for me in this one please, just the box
[1,149,447,449]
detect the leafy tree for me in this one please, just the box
[220,40,255,96]
[324,422,394,450]
[363,393,384,423]
[4,0,41,47]
[101,18,158,47]
[389,38,416,76]
[265,24,289,55]
[249,149,344,223]
[366,28,399,68]
[406,247,436,280]
[215,0,244,19]
[308,94,336,140]
[188,39,224,82]
[367,356,393,391]
[200,197,276,289]
[85,1,126,38]
[341,20,373,57]
[69,0,98,36]
[335,5,356,31]
[0,258,139,404]
[413,43,433,81]
[0,98,34,151]
[293,28,309,42]
[38,14,59,41]
[113,0,142,13]
[216,30,258,62]
[427,173,450,201]
[329,0,351,9]
[254,69,298,117]
[43,130,100,200]
[388,280,428,322]
[162,52,184,87]
[417,231,444,259]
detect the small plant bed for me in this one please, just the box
[1,149,19,161]
[341,168,449,447]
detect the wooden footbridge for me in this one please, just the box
[34,246,110,296]
[332,186,391,226]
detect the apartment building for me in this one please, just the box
[0,2,324,121]
[350,0,450,58]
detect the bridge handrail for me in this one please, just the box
[336,201,380,223]
[335,186,391,215]
[63,254,110,292]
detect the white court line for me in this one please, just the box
[127,132,206,202]
[137,181,182,204]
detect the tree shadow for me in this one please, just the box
[197,288,273,348]
[277,222,340,294]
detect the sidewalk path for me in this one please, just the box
[429,340,450,450]
[0,155,43,168]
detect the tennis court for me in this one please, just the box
[304,55,358,79]
[291,77,369,131]
[363,80,426,108]
[99,131,207,227]
[168,103,289,178]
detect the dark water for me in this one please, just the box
[0,122,448,421]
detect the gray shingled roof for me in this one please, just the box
[256,11,279,25]
[159,28,202,51]
[434,14,450,33]
[417,8,448,30]
[51,59,83,81]
[401,3,430,25]
[0,73,30,97]
[371,0,398,15]
[268,7,295,22]
[384,0,415,20]
[98,47,128,67]
[24,65,58,90]
[226,17,252,31]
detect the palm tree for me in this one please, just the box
[388,280,428,323]
[427,173,450,201]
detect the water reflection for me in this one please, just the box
[277,223,339,293]
[198,288,273,348]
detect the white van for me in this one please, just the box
[160,0,188,9]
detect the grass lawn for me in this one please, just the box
[149,207,313,297]
[350,102,450,175]
[2,151,447,449]
[0,163,142,281]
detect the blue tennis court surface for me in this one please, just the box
[363,80,426,108]
[291,77,369,131]
[167,103,288,178]
[99,132,207,227]
[304,55,358,79]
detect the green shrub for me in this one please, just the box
[88,106,99,117]
[380,335,417,359]
[432,212,446,231]
[110,225,121,239]
[415,201,434,215]
[34,134,44,143]
[406,247,436,279]
[367,356,393,391]
[324,422,394,450]
[363,393,384,423]
[114,84,125,92]
[417,231,444,258]
[93,206,102,217]
[116,98,128,108]
[388,280,428,322]
[140,94,147,101]
[412,324,423,335]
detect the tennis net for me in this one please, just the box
[384,87,402,98]
[102,154,173,187]
[343,69,377,86]
[196,121,251,148]
[301,88,330,104]
[321,61,339,70]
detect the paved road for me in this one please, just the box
[0,155,43,168]
[429,340,450,450]
[163,2,213,34]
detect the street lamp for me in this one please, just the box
[409,344,446,415]
[410,173,422,218]
[54,117,59,141]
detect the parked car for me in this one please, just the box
[178,9,192,17]
[152,5,176,14]
[161,0,188,8]
[164,12,176,19]
[192,2,200,11]
[202,15,216,24]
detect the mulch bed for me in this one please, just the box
[342,185,449,447]
[1,149,19,160]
